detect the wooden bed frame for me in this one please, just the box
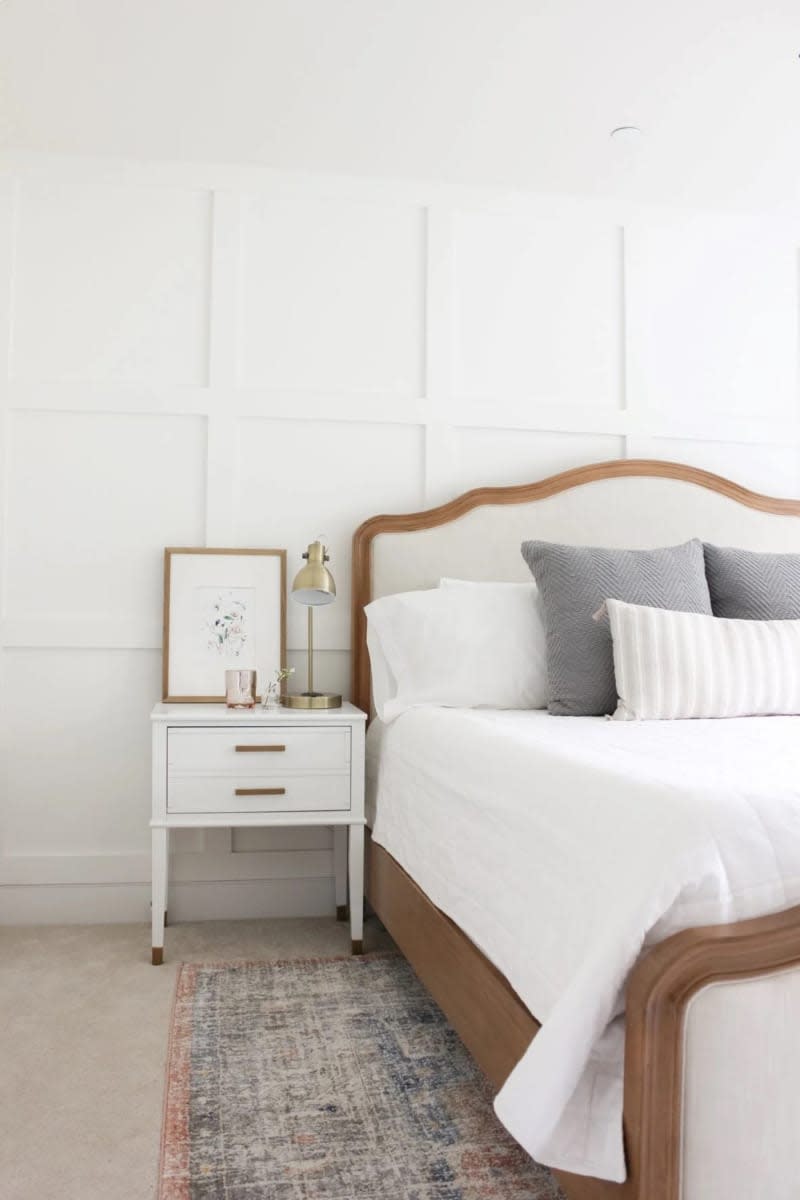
[350,459,800,1200]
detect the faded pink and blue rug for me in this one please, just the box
[159,954,563,1199]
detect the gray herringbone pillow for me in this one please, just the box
[521,539,712,716]
[704,544,800,620]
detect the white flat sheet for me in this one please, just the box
[366,707,800,1182]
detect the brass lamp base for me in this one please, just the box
[281,692,342,710]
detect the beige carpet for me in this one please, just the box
[0,918,391,1200]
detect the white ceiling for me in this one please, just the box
[2,0,800,208]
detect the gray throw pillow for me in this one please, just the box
[704,544,800,619]
[520,539,712,716]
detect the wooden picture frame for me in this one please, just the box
[162,547,286,703]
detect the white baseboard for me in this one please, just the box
[0,876,336,925]
[0,837,340,924]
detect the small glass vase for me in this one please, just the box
[262,681,282,711]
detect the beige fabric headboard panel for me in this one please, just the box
[350,460,800,712]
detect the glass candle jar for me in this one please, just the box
[225,669,257,708]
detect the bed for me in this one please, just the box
[350,459,800,1200]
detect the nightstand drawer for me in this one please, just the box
[167,726,350,774]
[167,773,351,814]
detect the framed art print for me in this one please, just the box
[162,548,286,702]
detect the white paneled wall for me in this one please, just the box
[1,157,798,923]
[626,217,798,421]
[451,213,623,410]
[5,410,207,647]
[238,196,425,395]
[12,182,212,385]
[234,419,425,651]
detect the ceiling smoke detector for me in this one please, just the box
[610,125,643,143]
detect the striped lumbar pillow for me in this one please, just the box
[606,598,800,721]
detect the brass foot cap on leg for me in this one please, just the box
[351,939,364,956]
[152,947,164,966]
[336,904,348,921]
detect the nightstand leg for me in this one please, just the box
[152,826,167,965]
[348,823,364,954]
[333,826,348,920]
[162,828,170,928]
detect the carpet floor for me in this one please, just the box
[159,954,562,1200]
[0,918,391,1200]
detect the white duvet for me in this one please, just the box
[366,707,800,1182]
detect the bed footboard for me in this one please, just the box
[367,834,800,1200]
[624,902,800,1200]
[679,966,800,1199]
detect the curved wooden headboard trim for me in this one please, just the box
[350,457,800,712]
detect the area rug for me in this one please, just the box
[159,953,564,1199]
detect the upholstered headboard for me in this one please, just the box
[350,459,800,714]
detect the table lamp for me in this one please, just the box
[282,538,342,709]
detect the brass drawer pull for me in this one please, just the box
[235,787,286,797]
[234,744,286,753]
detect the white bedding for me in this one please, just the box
[366,707,800,1182]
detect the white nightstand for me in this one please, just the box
[150,701,367,964]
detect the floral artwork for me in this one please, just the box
[163,550,285,702]
[205,592,248,656]
[191,586,255,665]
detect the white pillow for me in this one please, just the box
[607,597,800,721]
[366,623,397,718]
[364,581,548,723]
[440,577,537,593]
[440,576,547,706]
